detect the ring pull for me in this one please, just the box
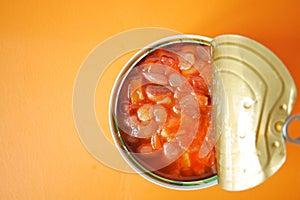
[282,114,300,145]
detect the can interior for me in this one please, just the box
[110,35,218,189]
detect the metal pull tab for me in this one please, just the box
[282,115,300,145]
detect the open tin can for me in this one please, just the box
[109,34,298,191]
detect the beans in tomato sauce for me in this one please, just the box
[116,43,216,181]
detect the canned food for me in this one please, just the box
[109,34,298,191]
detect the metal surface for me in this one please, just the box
[282,115,300,145]
[212,34,297,191]
[109,33,298,191]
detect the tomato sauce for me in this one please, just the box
[116,43,216,181]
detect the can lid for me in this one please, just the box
[212,34,297,191]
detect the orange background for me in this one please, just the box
[1,0,300,199]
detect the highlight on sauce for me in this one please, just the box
[115,42,216,182]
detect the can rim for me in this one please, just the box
[109,34,218,190]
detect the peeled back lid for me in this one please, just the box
[212,34,297,191]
